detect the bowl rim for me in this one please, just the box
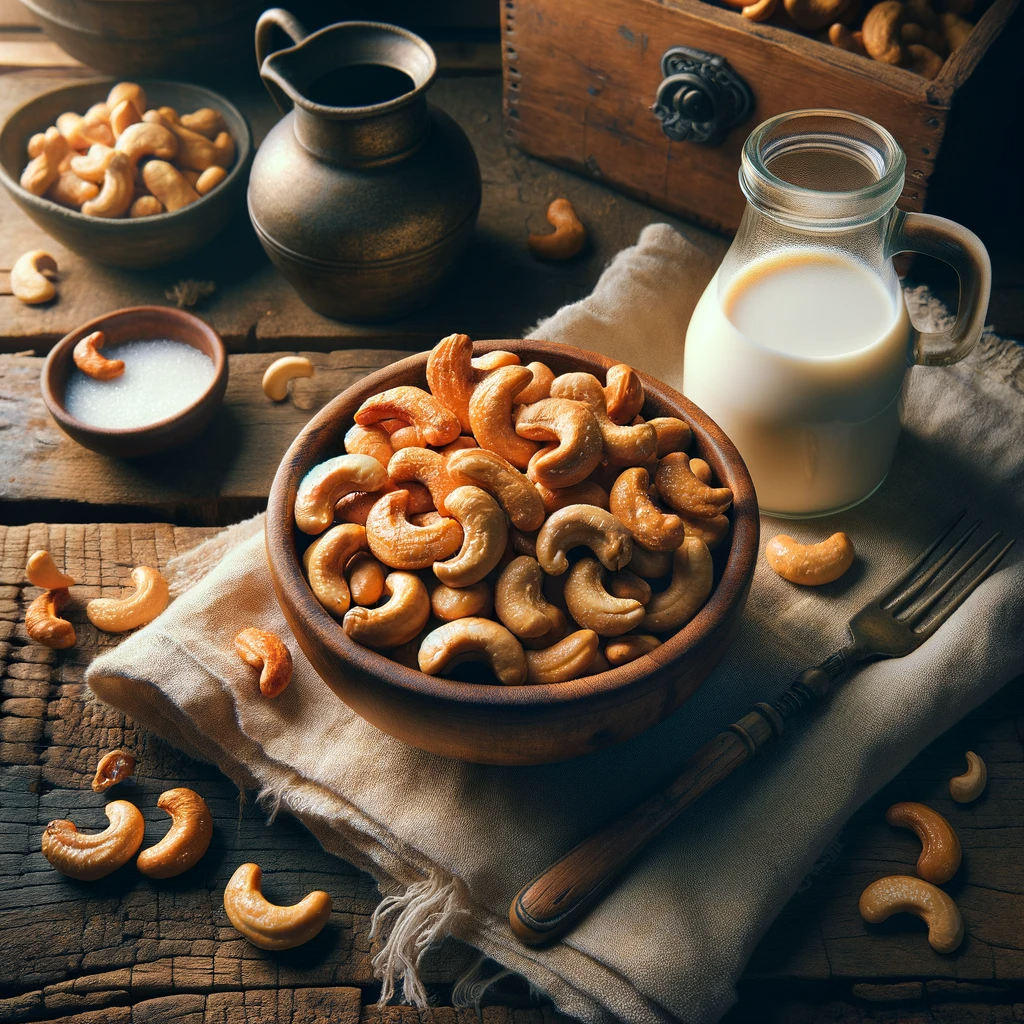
[0,77,252,226]
[41,304,228,439]
[266,339,759,709]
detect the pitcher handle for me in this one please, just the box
[255,8,309,114]
[888,210,991,367]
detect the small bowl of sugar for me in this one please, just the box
[42,305,228,457]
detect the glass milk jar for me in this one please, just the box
[683,110,990,518]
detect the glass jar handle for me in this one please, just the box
[888,210,991,367]
[255,8,309,115]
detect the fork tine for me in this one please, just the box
[882,510,966,609]
[914,537,1015,636]
[906,530,1000,626]
[888,520,981,614]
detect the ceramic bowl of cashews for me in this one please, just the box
[266,336,759,765]
[0,78,251,268]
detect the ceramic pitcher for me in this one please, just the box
[248,8,482,322]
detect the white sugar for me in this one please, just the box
[64,339,216,430]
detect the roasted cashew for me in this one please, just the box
[610,467,687,552]
[495,556,564,638]
[262,355,314,400]
[107,82,147,115]
[471,350,520,371]
[430,580,493,622]
[859,875,963,954]
[565,557,646,636]
[195,165,228,195]
[603,364,645,425]
[863,1,908,63]
[333,491,379,526]
[365,490,463,569]
[168,122,234,171]
[224,863,332,950]
[949,751,986,803]
[655,453,733,519]
[26,549,75,589]
[344,571,430,647]
[235,627,294,698]
[520,604,569,650]
[516,361,556,405]
[765,532,854,586]
[469,365,541,470]
[649,416,691,457]
[830,22,868,53]
[20,127,67,196]
[74,330,124,381]
[389,425,426,450]
[42,800,145,880]
[114,121,178,167]
[525,629,600,684]
[86,566,169,632]
[141,160,199,212]
[109,98,140,139]
[418,617,527,685]
[436,436,478,456]
[742,0,778,20]
[536,479,610,514]
[91,748,136,792]
[10,249,57,305]
[784,0,855,29]
[642,537,713,632]
[605,634,662,666]
[130,195,163,218]
[549,372,657,467]
[81,151,134,218]
[510,527,538,558]
[25,588,75,649]
[295,453,387,535]
[628,542,673,579]
[388,447,459,516]
[679,511,731,551]
[433,486,508,588]
[69,143,114,183]
[941,11,973,50]
[345,423,394,467]
[447,448,545,531]
[515,398,604,488]
[608,570,651,605]
[425,332,479,433]
[688,458,713,485]
[536,504,633,575]
[908,43,944,77]
[56,110,113,150]
[886,801,961,884]
[527,198,586,260]
[346,552,386,606]
[47,171,99,210]
[302,523,368,617]
[355,386,460,447]
[180,107,227,139]
[136,788,213,878]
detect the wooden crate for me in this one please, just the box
[501,0,1019,233]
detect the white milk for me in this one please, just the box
[65,339,215,430]
[683,251,913,516]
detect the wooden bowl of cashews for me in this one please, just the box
[266,338,758,765]
[0,78,251,269]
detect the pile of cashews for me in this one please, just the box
[294,333,735,686]
[19,81,235,219]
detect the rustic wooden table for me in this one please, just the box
[1,33,1022,1024]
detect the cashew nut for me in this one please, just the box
[765,532,855,586]
[469,365,541,470]
[295,454,387,535]
[333,491,378,526]
[346,552,386,606]
[81,151,134,218]
[784,0,856,29]
[863,1,908,63]
[436,436,479,456]
[447,448,545,531]
[603,364,645,425]
[527,198,586,260]
[688,458,713,485]
[92,748,136,792]
[418,617,527,685]
[25,588,76,649]
[564,558,646,636]
[69,143,114,183]
[520,603,570,650]
[430,579,493,621]
[234,627,294,698]
[606,634,662,666]
[516,361,556,405]
[20,127,67,196]
[655,453,733,519]
[262,355,314,401]
[56,110,113,149]
[949,751,986,803]
[649,416,691,457]
[425,332,479,433]
[495,556,564,638]
[180,107,227,139]
[73,330,125,381]
[388,447,459,516]
[109,98,141,140]
[908,43,944,77]
[134,787,213,878]
[525,629,600,683]
[302,523,368,617]
[10,249,58,304]
[141,159,199,213]
[345,423,394,467]
[742,0,778,20]
[114,121,178,167]
[86,566,169,631]
[47,171,100,210]
[365,489,463,569]
[107,82,147,115]
[941,11,973,50]
[830,22,868,53]
[224,863,332,950]
[42,800,145,880]
[355,386,460,447]
[390,425,426,450]
[886,801,961,884]
[858,875,964,954]
[679,511,731,551]
[472,350,520,371]
[629,542,673,579]
[536,504,633,575]
[642,537,713,633]
[608,570,651,605]
[515,398,604,488]
[536,479,610,514]
[168,121,234,171]
[26,549,75,589]
[610,467,687,552]
[433,486,508,587]
[343,571,430,648]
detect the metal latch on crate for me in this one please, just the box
[652,45,754,145]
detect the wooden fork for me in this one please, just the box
[509,511,1015,945]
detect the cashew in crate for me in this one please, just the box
[91,748,136,792]
[81,151,134,218]
[606,635,662,667]
[740,0,778,20]
[446,448,546,531]
[355,385,460,447]
[610,467,687,552]
[136,788,213,878]
[525,629,600,684]
[433,486,508,588]
[107,82,147,115]
[74,330,125,381]
[536,504,634,575]
[858,875,964,953]
[20,127,68,196]
[527,198,586,260]
[642,537,714,633]
[784,0,856,30]
[656,453,733,519]
[949,751,987,803]
[342,572,430,648]
[142,160,199,212]
[346,552,387,606]
[86,565,169,631]
[603,364,645,425]
[365,490,463,569]
[26,549,75,589]
[469,365,541,469]
[941,11,973,50]
[262,355,314,401]
[345,423,394,467]
[863,1,908,63]
[224,863,332,950]
[564,558,646,636]
[516,361,556,405]
[302,523,369,617]
[418,617,528,686]
[388,447,459,515]
[649,416,691,457]
[765,532,855,585]
[829,23,868,53]
[536,479,610,514]
[10,249,58,305]
[515,398,604,488]
[41,800,145,880]
[495,556,565,639]
[25,588,76,649]
[886,801,961,884]
[431,580,493,621]
[908,43,943,78]
[235,627,294,698]
[295,453,388,535]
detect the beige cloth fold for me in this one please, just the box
[88,224,1024,1024]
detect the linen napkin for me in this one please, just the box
[87,224,1024,1024]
